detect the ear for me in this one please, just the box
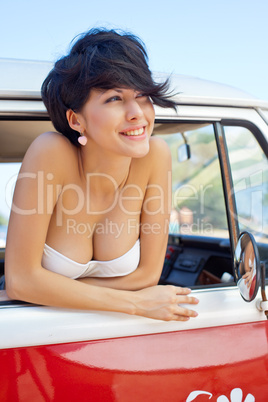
[66,109,83,132]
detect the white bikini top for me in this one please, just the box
[41,239,140,279]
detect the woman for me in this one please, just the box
[5,28,199,321]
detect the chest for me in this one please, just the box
[47,176,147,261]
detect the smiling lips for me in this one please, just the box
[120,127,146,140]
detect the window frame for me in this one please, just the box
[215,119,268,284]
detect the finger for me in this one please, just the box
[167,311,197,321]
[174,287,192,295]
[173,315,191,322]
[176,295,199,305]
[176,306,198,318]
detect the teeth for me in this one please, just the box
[123,128,144,136]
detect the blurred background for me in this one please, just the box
[1,0,267,100]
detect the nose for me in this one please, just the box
[125,99,144,121]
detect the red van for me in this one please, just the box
[0,59,268,401]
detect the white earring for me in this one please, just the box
[78,130,87,146]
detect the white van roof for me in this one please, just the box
[1,58,268,109]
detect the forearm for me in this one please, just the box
[6,266,136,314]
[6,265,199,322]
[77,265,161,291]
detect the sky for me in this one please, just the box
[0,0,268,100]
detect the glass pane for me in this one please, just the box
[0,119,53,249]
[224,126,268,240]
[0,163,21,248]
[154,123,229,238]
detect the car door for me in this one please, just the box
[1,104,268,401]
[151,111,268,401]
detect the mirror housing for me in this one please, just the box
[233,231,261,302]
[177,143,191,162]
[177,132,191,162]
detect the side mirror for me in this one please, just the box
[233,231,260,302]
[177,143,191,162]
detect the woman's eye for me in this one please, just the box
[105,96,121,103]
[136,93,147,98]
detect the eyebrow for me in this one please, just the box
[97,88,139,100]
[98,88,123,94]
[107,88,123,94]
[95,88,123,98]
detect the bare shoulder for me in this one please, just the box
[131,136,171,184]
[148,136,171,160]
[133,136,171,167]
[139,136,171,170]
[26,131,73,157]
[22,131,76,174]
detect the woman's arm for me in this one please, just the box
[5,134,135,313]
[75,138,199,319]
[5,134,198,321]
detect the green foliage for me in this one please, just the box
[0,215,8,226]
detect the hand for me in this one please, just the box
[133,285,199,321]
[242,271,253,288]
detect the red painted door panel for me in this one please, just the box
[1,322,268,401]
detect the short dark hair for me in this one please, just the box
[41,28,177,146]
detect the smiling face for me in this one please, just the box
[75,87,155,158]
